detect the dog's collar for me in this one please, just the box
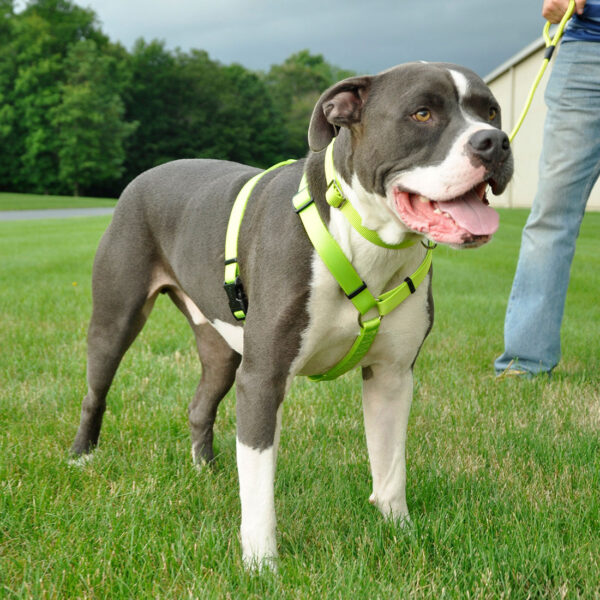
[324,139,415,250]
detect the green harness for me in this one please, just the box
[224,139,434,382]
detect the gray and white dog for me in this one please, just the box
[71,62,513,568]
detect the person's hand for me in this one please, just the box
[542,0,586,23]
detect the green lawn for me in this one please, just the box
[1,210,598,599]
[0,191,117,211]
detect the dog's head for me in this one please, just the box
[308,62,513,248]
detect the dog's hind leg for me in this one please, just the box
[170,292,242,464]
[162,289,241,465]
[71,234,157,457]
[188,323,241,465]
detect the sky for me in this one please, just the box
[17,0,548,79]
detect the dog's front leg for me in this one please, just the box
[361,365,413,523]
[235,363,284,570]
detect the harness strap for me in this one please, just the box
[224,160,296,320]
[223,155,434,382]
[324,140,416,250]
[293,176,377,316]
[293,175,434,382]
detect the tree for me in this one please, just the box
[212,63,286,167]
[0,2,357,197]
[51,40,136,195]
[264,50,355,157]
[0,0,17,189]
[173,49,235,159]
[121,39,181,181]
[2,0,112,193]
[123,46,286,182]
[10,12,64,192]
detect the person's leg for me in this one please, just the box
[495,41,600,375]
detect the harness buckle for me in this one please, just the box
[358,312,383,328]
[223,276,248,321]
[346,281,367,300]
[326,178,346,208]
[293,195,314,214]
[404,276,416,294]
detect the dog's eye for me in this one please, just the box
[489,107,498,121]
[413,109,431,123]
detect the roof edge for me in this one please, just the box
[484,35,546,83]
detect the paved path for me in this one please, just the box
[0,207,115,221]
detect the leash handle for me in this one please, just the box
[509,0,575,142]
[543,0,576,52]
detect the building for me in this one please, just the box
[484,37,600,210]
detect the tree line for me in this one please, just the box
[0,0,354,198]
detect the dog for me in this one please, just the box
[70,62,513,569]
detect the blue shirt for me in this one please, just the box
[563,0,600,41]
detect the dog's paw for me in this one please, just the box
[241,530,278,573]
[391,512,412,529]
[242,553,278,573]
[191,443,215,469]
[67,452,94,468]
[369,493,411,526]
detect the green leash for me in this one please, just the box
[509,0,575,142]
[224,143,434,381]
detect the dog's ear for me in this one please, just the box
[308,76,372,152]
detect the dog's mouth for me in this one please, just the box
[392,182,499,247]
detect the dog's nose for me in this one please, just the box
[467,129,510,166]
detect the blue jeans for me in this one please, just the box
[495,41,600,375]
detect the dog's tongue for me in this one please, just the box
[393,187,500,245]
[437,189,499,236]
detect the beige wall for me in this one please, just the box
[486,44,600,211]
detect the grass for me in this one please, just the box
[0,192,117,211]
[1,209,599,599]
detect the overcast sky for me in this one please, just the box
[18,0,547,78]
